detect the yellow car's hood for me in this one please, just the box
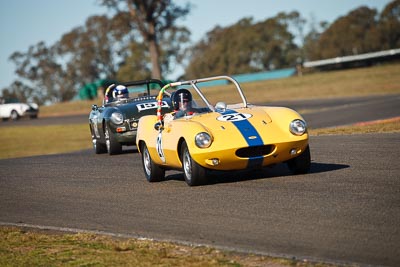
[188,106,273,145]
[191,106,272,124]
[184,105,306,150]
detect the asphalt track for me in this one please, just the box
[1,95,400,266]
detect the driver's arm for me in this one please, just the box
[163,112,175,124]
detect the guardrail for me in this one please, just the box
[303,48,400,68]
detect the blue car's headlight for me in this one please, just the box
[195,132,212,148]
[289,119,307,136]
[110,112,124,125]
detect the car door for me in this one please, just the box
[156,118,189,168]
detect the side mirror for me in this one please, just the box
[215,102,227,112]
[92,104,98,111]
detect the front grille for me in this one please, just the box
[235,145,274,158]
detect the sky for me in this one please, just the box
[0,0,393,91]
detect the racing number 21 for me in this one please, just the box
[218,112,252,122]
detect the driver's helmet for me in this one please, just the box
[113,85,129,100]
[172,88,192,111]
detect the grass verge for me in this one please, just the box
[0,226,334,267]
[1,118,400,160]
[309,117,400,135]
[243,63,400,103]
[39,99,102,117]
[0,123,92,159]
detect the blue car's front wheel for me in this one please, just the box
[105,124,122,155]
[90,125,106,154]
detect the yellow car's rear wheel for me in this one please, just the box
[141,143,165,182]
[181,141,208,186]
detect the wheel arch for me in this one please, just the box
[137,140,146,154]
[102,119,106,133]
[89,124,95,138]
[10,109,20,120]
[177,137,187,163]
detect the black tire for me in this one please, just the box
[90,125,107,154]
[30,114,38,119]
[181,141,208,186]
[105,124,122,155]
[10,110,19,121]
[141,143,165,182]
[287,145,311,174]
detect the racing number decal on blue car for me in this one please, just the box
[137,101,169,112]
[218,110,264,168]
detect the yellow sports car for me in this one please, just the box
[136,76,310,186]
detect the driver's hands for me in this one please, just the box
[163,113,174,124]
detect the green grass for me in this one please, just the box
[1,119,399,160]
[0,123,92,159]
[39,99,102,117]
[0,227,333,267]
[243,63,400,103]
[309,118,400,135]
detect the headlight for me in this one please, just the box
[289,119,307,136]
[110,112,124,124]
[195,132,212,148]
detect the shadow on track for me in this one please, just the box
[121,146,139,154]
[309,162,349,174]
[161,162,350,185]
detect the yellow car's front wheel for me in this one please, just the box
[141,143,165,182]
[181,141,208,186]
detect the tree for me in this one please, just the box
[256,13,300,69]
[57,14,133,85]
[0,81,37,104]
[303,16,329,62]
[99,0,191,79]
[8,41,69,103]
[308,6,380,60]
[379,0,400,49]
[185,13,299,78]
[8,14,135,103]
[116,42,151,81]
[275,11,307,61]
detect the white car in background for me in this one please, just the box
[0,98,39,121]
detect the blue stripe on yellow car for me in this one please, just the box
[222,110,264,168]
